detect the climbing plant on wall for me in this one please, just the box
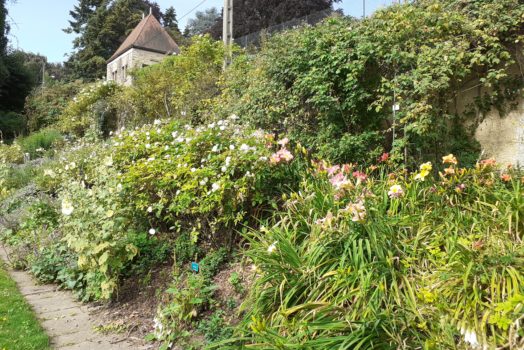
[219,0,524,166]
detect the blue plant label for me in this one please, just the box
[191,262,200,273]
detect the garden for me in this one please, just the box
[1,0,524,349]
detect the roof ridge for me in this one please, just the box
[107,14,179,64]
[133,14,152,45]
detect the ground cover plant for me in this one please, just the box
[0,263,50,350]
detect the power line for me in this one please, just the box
[179,0,208,21]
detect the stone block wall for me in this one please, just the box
[106,48,168,86]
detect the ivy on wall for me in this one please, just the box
[219,0,524,166]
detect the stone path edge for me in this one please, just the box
[0,245,148,350]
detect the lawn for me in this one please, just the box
[0,262,50,350]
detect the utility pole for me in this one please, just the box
[223,0,233,68]
[363,0,366,18]
[41,60,46,87]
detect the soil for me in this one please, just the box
[90,260,256,349]
[91,263,173,347]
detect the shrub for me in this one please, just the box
[57,82,121,137]
[219,0,524,164]
[113,117,307,248]
[153,273,217,346]
[126,36,225,124]
[0,111,26,140]
[57,151,138,300]
[17,128,63,159]
[25,81,83,132]
[229,157,524,349]
[0,142,24,164]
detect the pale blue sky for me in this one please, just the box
[8,0,393,63]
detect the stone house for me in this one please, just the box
[106,13,180,86]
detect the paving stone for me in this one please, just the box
[0,246,146,350]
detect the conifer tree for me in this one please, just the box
[65,0,163,80]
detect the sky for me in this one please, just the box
[8,0,394,63]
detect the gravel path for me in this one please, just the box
[0,246,148,350]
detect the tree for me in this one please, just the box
[203,0,341,40]
[0,0,10,84]
[65,0,163,80]
[163,6,187,46]
[184,7,221,37]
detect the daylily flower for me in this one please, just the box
[277,137,290,147]
[455,184,466,193]
[501,174,512,182]
[315,211,334,227]
[479,158,496,167]
[444,167,455,176]
[442,154,458,165]
[379,152,389,163]
[329,172,350,190]
[388,184,404,198]
[270,148,294,164]
[420,162,432,172]
[352,171,367,183]
[327,165,340,176]
[415,163,432,181]
[342,201,367,222]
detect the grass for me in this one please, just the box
[0,262,50,350]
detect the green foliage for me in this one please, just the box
[154,272,217,346]
[124,232,172,276]
[126,36,225,124]
[58,151,138,300]
[0,141,23,164]
[220,0,524,164]
[200,248,228,282]
[185,8,221,37]
[173,233,201,267]
[227,158,524,349]
[25,81,83,132]
[0,51,38,112]
[17,128,63,159]
[228,272,244,294]
[198,310,233,343]
[57,81,120,137]
[3,165,36,192]
[113,118,306,247]
[0,110,26,140]
[232,0,340,38]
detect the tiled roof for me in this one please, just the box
[107,14,180,63]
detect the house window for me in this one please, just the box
[122,65,127,79]
[112,70,117,81]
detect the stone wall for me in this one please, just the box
[451,67,524,166]
[106,48,168,86]
[475,99,524,166]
